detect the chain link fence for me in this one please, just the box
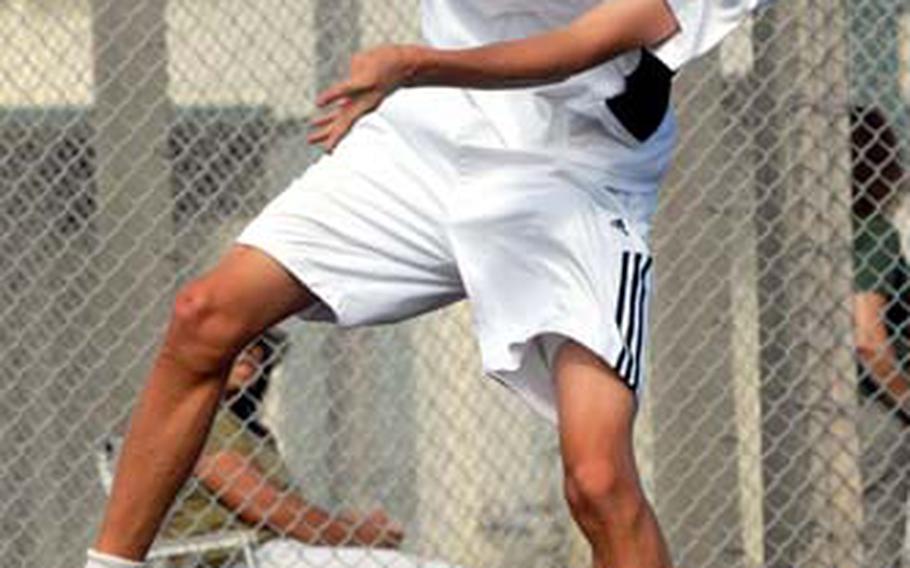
[0,1,908,567]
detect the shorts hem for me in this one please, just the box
[482,324,638,425]
[235,235,352,327]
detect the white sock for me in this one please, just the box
[85,549,145,568]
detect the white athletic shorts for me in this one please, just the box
[238,87,656,423]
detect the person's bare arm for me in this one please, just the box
[401,0,677,90]
[309,0,679,150]
[854,291,910,414]
[195,450,404,548]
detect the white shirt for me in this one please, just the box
[419,0,770,194]
[655,0,774,70]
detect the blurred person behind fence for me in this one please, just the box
[850,106,910,568]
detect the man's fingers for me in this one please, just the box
[386,521,404,538]
[316,80,361,108]
[309,93,382,152]
[309,109,340,129]
[307,118,346,150]
[321,107,365,152]
[318,124,350,153]
[367,508,391,525]
[306,111,351,148]
[325,129,347,153]
[306,127,330,146]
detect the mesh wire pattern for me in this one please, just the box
[0,1,909,568]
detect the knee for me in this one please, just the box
[163,281,249,373]
[564,459,646,527]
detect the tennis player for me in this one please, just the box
[86,1,770,567]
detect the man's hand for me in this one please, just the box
[338,507,405,549]
[309,45,422,152]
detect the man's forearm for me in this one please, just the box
[405,0,679,89]
[859,349,910,414]
[198,450,402,547]
[197,450,351,545]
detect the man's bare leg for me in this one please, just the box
[94,245,315,560]
[555,341,672,568]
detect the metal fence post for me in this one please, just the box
[752,3,863,567]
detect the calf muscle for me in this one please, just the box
[95,356,228,558]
